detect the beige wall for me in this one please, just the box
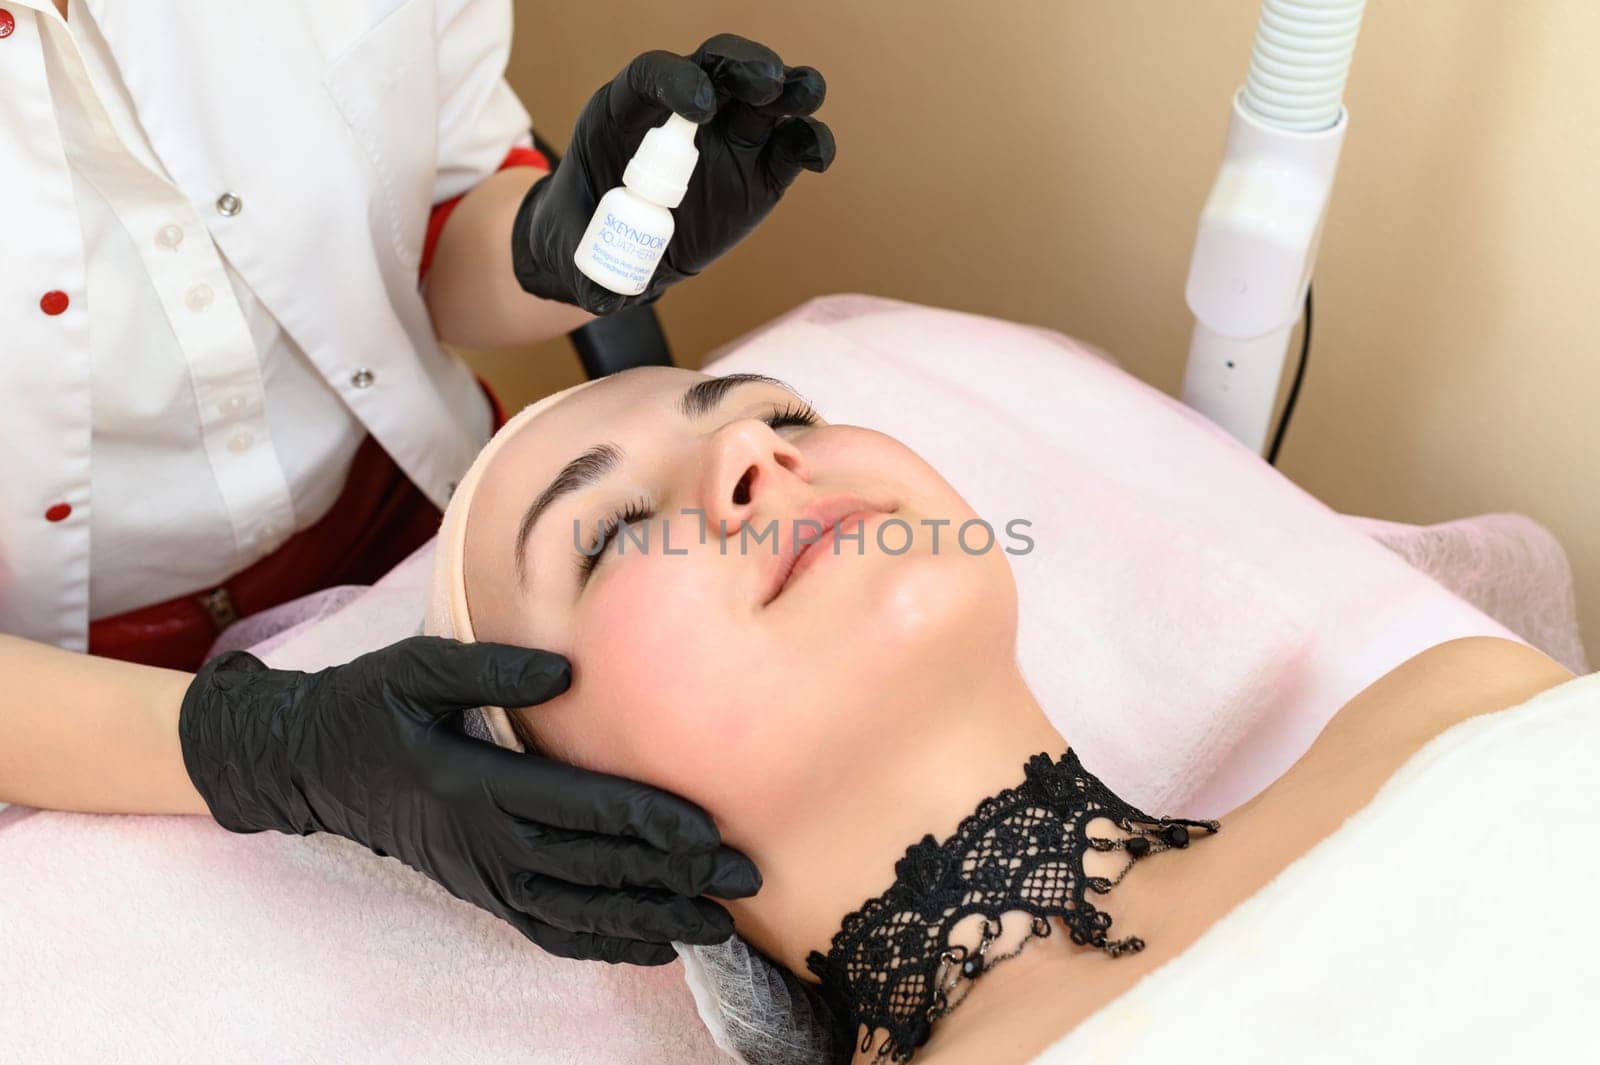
[464,1,1598,661]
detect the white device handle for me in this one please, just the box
[1180,0,1366,455]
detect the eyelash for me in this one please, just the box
[572,400,821,584]
[577,496,653,582]
[764,400,821,430]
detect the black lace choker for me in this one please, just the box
[805,750,1219,1063]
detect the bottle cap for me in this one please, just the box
[623,113,700,208]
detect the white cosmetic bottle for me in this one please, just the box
[573,113,700,296]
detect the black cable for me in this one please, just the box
[1266,281,1313,466]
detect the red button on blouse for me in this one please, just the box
[40,290,70,316]
[45,503,72,522]
[0,11,16,40]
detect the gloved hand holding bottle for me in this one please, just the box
[511,33,837,315]
[178,636,759,964]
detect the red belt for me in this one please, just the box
[88,379,508,672]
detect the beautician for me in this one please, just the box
[0,1,833,966]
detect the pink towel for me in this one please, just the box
[704,295,1529,812]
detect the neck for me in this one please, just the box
[725,663,1064,982]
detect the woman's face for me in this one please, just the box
[464,367,1017,843]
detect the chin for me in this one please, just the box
[857,544,1017,690]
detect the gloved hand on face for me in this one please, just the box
[511,32,836,315]
[178,636,760,965]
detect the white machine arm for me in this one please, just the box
[1181,0,1367,455]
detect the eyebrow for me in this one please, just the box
[512,373,796,583]
[514,443,623,583]
[679,373,787,419]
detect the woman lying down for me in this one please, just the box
[425,366,1582,1065]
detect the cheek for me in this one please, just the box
[548,549,760,804]
[542,552,844,836]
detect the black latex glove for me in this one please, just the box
[512,32,836,315]
[178,636,759,965]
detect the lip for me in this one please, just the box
[760,494,895,606]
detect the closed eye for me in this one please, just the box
[764,400,821,430]
[576,497,653,584]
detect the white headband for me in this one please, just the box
[422,379,602,750]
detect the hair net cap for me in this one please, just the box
[679,935,848,1065]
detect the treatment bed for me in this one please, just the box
[0,295,1587,1063]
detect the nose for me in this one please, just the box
[699,419,810,537]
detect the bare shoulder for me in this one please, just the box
[1312,636,1575,766]
[1237,638,1573,817]
[1405,634,1571,672]
[1390,636,1575,721]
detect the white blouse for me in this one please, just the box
[0,0,531,647]
[43,2,367,618]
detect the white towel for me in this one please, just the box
[1033,669,1600,1064]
